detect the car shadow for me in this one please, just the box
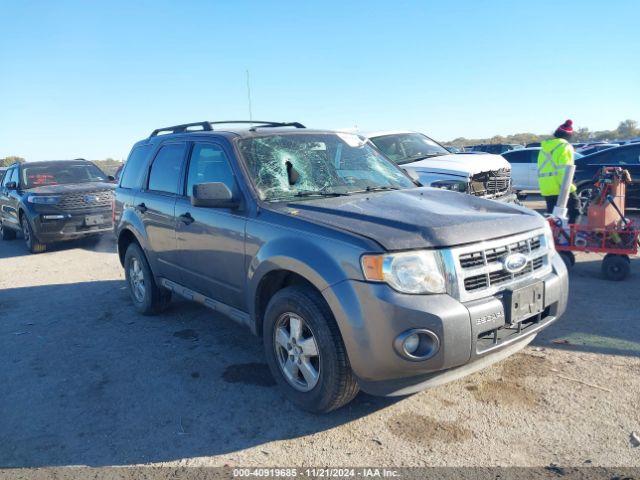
[0,280,399,468]
[0,233,116,259]
[534,255,640,357]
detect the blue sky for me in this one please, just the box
[1,0,639,161]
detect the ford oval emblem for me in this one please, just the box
[503,253,528,273]
[84,195,99,204]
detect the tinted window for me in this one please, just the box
[186,143,237,198]
[593,147,640,166]
[504,150,528,163]
[588,150,617,166]
[21,163,107,189]
[147,143,187,194]
[120,145,152,189]
[1,168,14,187]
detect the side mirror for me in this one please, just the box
[6,181,17,190]
[191,182,239,208]
[107,175,116,182]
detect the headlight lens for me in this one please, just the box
[431,180,467,192]
[361,250,446,294]
[27,195,61,204]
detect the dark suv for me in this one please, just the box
[0,160,115,253]
[115,121,568,413]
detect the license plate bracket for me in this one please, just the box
[84,214,104,226]
[504,282,544,325]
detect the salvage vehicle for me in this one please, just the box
[365,131,516,202]
[115,120,568,413]
[0,159,115,253]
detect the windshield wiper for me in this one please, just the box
[400,152,446,163]
[294,190,351,198]
[348,186,401,194]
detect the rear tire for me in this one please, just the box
[21,216,46,254]
[1,221,17,240]
[263,285,359,413]
[601,254,630,281]
[124,242,171,315]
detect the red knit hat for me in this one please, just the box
[555,119,574,135]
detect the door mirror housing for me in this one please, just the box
[5,181,17,190]
[191,182,239,208]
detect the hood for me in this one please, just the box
[403,153,510,177]
[273,187,543,250]
[25,182,115,195]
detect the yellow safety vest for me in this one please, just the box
[537,138,577,196]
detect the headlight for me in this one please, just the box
[430,180,468,192]
[27,195,61,204]
[361,250,446,294]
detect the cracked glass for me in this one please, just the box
[239,133,414,201]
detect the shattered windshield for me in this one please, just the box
[370,133,449,165]
[238,133,414,201]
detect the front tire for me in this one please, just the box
[263,285,359,413]
[21,216,46,254]
[124,243,171,315]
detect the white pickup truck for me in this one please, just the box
[366,131,516,202]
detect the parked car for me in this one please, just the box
[503,147,584,191]
[0,159,115,253]
[114,120,568,413]
[468,144,524,154]
[574,144,640,210]
[576,143,619,156]
[365,131,516,201]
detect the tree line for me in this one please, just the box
[445,119,639,147]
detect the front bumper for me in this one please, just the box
[322,252,568,396]
[32,208,114,242]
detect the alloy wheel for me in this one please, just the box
[129,257,146,303]
[274,312,321,392]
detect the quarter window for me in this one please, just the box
[120,145,152,189]
[147,143,187,194]
[186,143,237,198]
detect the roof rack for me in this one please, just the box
[209,120,306,131]
[149,120,305,137]
[150,122,213,137]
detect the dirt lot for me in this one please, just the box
[1,199,639,468]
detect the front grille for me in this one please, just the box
[57,190,114,211]
[469,168,511,197]
[453,230,551,300]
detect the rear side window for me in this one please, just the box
[120,145,152,189]
[147,143,187,194]
[186,143,237,198]
[504,151,527,163]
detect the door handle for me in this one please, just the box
[178,212,194,225]
[135,203,148,213]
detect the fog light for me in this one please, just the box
[403,334,420,354]
[394,329,440,361]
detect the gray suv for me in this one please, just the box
[114,121,568,413]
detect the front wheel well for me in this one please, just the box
[254,270,321,336]
[117,229,139,266]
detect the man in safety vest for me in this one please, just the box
[537,119,580,223]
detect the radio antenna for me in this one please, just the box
[246,69,253,124]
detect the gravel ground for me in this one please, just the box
[1,199,639,468]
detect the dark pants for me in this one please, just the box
[544,192,580,224]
